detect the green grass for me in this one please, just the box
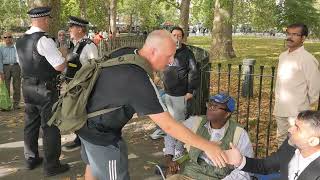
[187,36,320,67]
[187,36,320,156]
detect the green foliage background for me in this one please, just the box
[1,0,320,37]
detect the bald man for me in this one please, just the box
[76,30,227,180]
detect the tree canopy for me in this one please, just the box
[1,0,320,37]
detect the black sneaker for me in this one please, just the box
[26,157,43,170]
[44,163,70,177]
[61,142,81,152]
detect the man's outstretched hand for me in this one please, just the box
[224,142,243,167]
[204,142,228,168]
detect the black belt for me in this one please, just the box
[23,77,58,90]
[3,63,18,66]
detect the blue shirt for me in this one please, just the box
[0,45,17,73]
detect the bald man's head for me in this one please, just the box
[144,30,175,48]
[31,16,50,32]
[139,30,176,71]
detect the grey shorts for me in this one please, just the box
[80,137,130,180]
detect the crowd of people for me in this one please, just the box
[0,5,320,180]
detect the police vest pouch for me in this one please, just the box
[65,52,81,79]
[47,53,153,133]
[65,39,93,80]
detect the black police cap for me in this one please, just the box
[27,6,51,18]
[68,16,89,27]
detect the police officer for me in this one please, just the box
[62,16,99,152]
[15,7,69,176]
[64,16,99,81]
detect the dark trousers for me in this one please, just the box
[3,64,21,106]
[22,80,61,169]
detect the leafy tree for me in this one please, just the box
[276,0,320,36]
[79,0,86,19]
[191,0,214,29]
[158,0,192,40]
[0,0,28,33]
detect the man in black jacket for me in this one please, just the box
[225,110,320,180]
[150,26,199,139]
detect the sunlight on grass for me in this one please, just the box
[187,36,320,67]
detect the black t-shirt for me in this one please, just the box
[78,48,166,146]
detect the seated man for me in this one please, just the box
[165,93,254,180]
[226,110,320,180]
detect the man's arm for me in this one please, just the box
[223,130,253,180]
[164,116,194,156]
[37,36,66,72]
[302,56,320,106]
[149,112,227,168]
[164,116,201,174]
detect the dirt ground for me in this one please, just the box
[0,107,166,180]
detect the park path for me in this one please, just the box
[0,108,165,180]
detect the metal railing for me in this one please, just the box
[97,36,147,56]
[95,36,320,158]
[202,63,277,157]
[201,63,320,158]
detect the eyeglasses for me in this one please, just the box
[285,32,302,37]
[3,36,12,39]
[206,102,228,112]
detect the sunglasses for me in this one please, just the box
[3,36,12,39]
[206,102,228,112]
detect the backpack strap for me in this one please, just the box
[85,54,153,119]
[99,54,154,79]
[87,106,121,119]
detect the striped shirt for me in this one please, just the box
[0,45,17,72]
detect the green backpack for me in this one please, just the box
[47,54,153,133]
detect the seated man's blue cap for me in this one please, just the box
[68,16,89,27]
[27,7,51,18]
[209,93,236,112]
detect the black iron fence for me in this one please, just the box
[199,62,320,158]
[97,36,147,56]
[97,36,320,158]
[200,63,277,157]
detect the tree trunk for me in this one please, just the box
[129,13,133,33]
[104,0,110,32]
[179,0,191,42]
[79,0,87,19]
[27,0,48,8]
[110,0,117,37]
[210,0,236,60]
[46,0,60,37]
